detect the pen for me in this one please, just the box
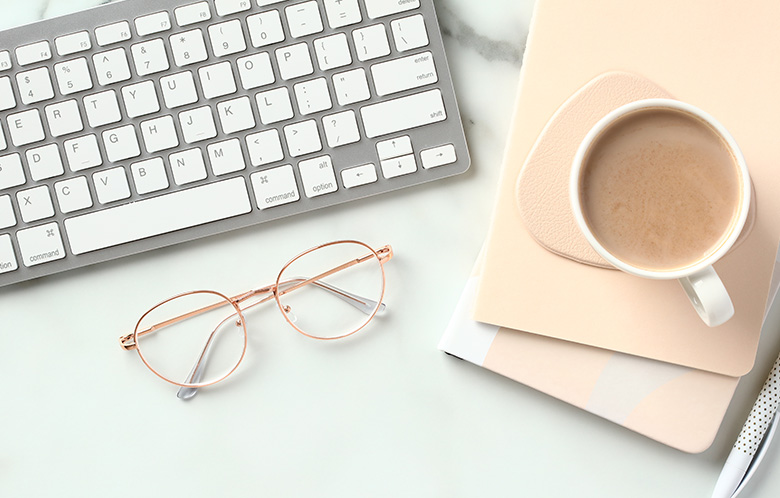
[712,354,780,498]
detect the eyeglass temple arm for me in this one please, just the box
[175,277,386,400]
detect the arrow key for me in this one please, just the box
[341,163,377,189]
[421,144,457,169]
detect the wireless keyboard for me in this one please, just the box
[0,0,469,288]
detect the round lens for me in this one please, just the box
[134,291,247,387]
[276,241,385,339]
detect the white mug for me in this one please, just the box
[569,99,752,327]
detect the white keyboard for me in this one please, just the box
[0,0,469,287]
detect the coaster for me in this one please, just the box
[515,71,755,268]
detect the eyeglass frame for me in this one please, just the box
[119,240,393,392]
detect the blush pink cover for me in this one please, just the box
[474,0,780,378]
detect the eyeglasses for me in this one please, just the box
[119,240,392,399]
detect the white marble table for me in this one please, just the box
[1,1,779,497]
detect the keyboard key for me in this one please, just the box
[285,2,324,38]
[170,29,208,67]
[140,115,179,153]
[237,53,275,90]
[169,148,208,185]
[341,163,378,189]
[16,222,65,267]
[0,234,17,273]
[360,89,446,138]
[322,110,360,148]
[54,58,94,96]
[16,41,52,66]
[135,12,172,36]
[353,24,390,62]
[215,0,252,16]
[131,39,170,76]
[250,165,300,210]
[298,155,337,198]
[275,43,314,80]
[0,76,16,111]
[93,48,132,85]
[95,21,132,46]
[54,176,93,213]
[0,195,15,228]
[17,185,55,223]
[179,106,217,143]
[175,2,212,27]
[64,135,103,172]
[131,158,169,195]
[65,177,252,255]
[371,51,438,97]
[0,126,5,151]
[314,33,352,71]
[93,167,132,204]
[246,129,284,166]
[121,81,161,118]
[16,68,55,105]
[208,20,247,57]
[45,100,84,137]
[207,139,246,176]
[55,32,92,56]
[247,11,285,48]
[0,154,25,191]
[421,144,457,169]
[380,153,417,179]
[7,110,45,147]
[198,61,237,99]
[255,87,294,124]
[376,136,413,160]
[293,78,332,115]
[161,71,199,108]
[217,96,255,135]
[103,125,141,163]
[284,120,322,157]
[323,0,362,29]
[84,90,122,128]
[391,14,429,52]
[26,144,64,181]
[0,51,11,71]
[364,0,420,19]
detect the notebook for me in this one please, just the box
[472,0,780,379]
[439,249,780,453]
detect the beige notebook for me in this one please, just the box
[474,0,780,378]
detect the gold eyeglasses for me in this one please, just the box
[119,240,392,399]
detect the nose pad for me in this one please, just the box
[283,305,297,324]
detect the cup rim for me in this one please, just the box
[569,98,752,280]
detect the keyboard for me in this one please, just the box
[0,0,469,288]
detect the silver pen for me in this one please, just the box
[712,354,780,498]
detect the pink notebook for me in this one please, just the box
[439,250,780,453]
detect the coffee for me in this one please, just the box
[579,108,741,271]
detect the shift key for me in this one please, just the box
[360,89,446,139]
[17,222,66,267]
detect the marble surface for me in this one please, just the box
[1,1,779,497]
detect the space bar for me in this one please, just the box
[65,177,252,255]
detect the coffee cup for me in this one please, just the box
[569,99,751,327]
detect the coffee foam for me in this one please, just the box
[580,108,741,271]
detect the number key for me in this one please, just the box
[131,39,170,76]
[247,11,285,48]
[93,48,132,86]
[169,29,208,67]
[208,20,247,57]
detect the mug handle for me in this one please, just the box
[678,265,734,327]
